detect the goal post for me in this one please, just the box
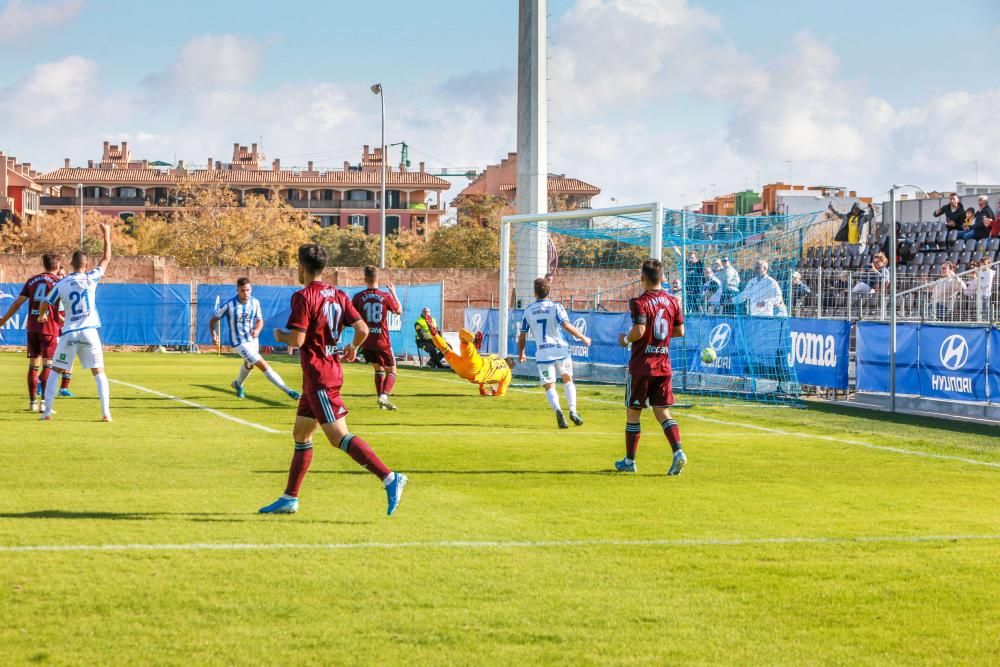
[499,201,663,358]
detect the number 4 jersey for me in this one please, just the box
[627,288,683,377]
[20,272,62,336]
[287,280,361,393]
[46,266,105,334]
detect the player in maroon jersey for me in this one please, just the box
[351,265,402,410]
[260,244,407,516]
[0,254,72,411]
[616,258,687,476]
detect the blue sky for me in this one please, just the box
[2,0,998,206]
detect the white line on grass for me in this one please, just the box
[2,533,999,554]
[109,379,281,435]
[395,369,1000,470]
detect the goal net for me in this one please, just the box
[478,203,825,406]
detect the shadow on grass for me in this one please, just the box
[253,469,612,477]
[0,509,370,525]
[191,384,287,408]
[807,402,1000,438]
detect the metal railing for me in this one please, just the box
[790,261,999,323]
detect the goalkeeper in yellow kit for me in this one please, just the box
[427,322,514,397]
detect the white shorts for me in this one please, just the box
[53,328,104,371]
[235,339,263,366]
[537,357,573,385]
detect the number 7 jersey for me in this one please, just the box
[627,288,683,376]
[46,266,105,334]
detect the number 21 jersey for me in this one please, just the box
[627,288,683,376]
[46,266,105,334]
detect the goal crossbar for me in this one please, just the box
[498,201,664,358]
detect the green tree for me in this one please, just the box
[415,224,500,268]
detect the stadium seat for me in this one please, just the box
[913,253,925,266]
[946,230,958,245]
[959,251,973,266]
[988,238,1000,252]
[952,239,966,253]
[934,230,948,249]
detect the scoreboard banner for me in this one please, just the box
[0,282,191,347]
[196,283,442,356]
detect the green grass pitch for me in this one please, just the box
[1,351,999,665]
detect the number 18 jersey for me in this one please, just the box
[46,266,105,334]
[351,288,400,352]
[627,288,683,376]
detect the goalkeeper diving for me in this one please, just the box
[426,321,515,396]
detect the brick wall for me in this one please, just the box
[0,255,637,326]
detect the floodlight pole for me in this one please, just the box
[371,83,386,268]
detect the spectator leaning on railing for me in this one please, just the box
[964,258,995,319]
[851,252,889,298]
[791,271,811,309]
[934,193,967,232]
[734,260,786,316]
[931,262,966,321]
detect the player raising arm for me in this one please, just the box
[259,244,407,516]
[351,265,402,410]
[517,277,591,428]
[616,258,687,475]
[209,277,299,401]
[38,222,113,422]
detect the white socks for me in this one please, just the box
[545,387,561,412]
[236,363,252,386]
[95,372,110,418]
[564,382,577,412]
[383,471,396,487]
[264,369,292,393]
[42,372,60,416]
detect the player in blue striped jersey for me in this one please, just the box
[209,278,300,400]
[517,277,591,429]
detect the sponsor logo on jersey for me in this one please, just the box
[931,334,973,394]
[787,332,837,368]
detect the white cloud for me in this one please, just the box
[0,55,98,126]
[143,34,265,94]
[3,0,998,206]
[0,0,82,44]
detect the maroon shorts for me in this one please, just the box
[297,387,350,425]
[625,373,675,408]
[26,332,57,359]
[360,347,395,368]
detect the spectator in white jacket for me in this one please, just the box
[734,260,786,316]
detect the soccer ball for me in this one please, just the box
[701,347,718,364]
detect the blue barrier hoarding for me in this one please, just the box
[466,307,855,390]
[197,283,442,356]
[917,324,988,402]
[991,328,1000,402]
[1,282,191,346]
[787,317,851,389]
[856,322,920,394]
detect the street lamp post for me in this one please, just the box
[371,83,386,268]
[77,182,84,250]
[887,184,926,413]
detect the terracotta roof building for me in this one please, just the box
[0,151,43,226]
[37,142,451,235]
[454,152,600,209]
